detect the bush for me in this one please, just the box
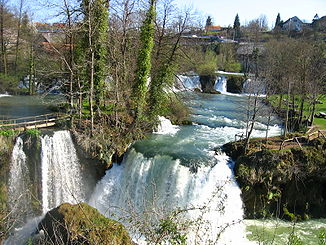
[0,130,18,137]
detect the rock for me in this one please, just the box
[223,137,326,220]
[226,76,244,93]
[315,112,326,119]
[199,75,216,93]
[34,203,133,245]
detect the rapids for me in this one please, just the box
[89,91,282,244]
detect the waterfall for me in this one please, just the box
[176,75,201,91]
[155,116,179,135]
[90,149,252,244]
[41,131,85,214]
[214,76,227,93]
[8,137,32,219]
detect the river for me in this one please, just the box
[3,79,325,244]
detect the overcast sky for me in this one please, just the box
[174,0,326,27]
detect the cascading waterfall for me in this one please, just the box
[89,92,283,244]
[8,137,32,218]
[176,75,201,91]
[40,130,85,214]
[214,76,227,93]
[5,130,87,245]
[90,149,251,244]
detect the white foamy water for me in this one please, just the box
[215,76,227,93]
[176,75,201,91]
[0,93,11,97]
[4,216,44,245]
[154,116,180,135]
[90,149,254,244]
[8,137,31,217]
[41,130,85,213]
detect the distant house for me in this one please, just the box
[282,16,304,31]
[312,15,326,31]
[205,25,222,32]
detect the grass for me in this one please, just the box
[268,94,326,130]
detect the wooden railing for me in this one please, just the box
[0,113,69,130]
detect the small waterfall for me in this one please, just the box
[90,149,251,244]
[8,137,32,219]
[155,116,179,135]
[176,75,201,91]
[214,76,227,93]
[41,131,85,214]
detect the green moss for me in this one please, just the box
[37,203,133,244]
[227,137,326,219]
[0,135,15,242]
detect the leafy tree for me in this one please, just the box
[131,0,156,121]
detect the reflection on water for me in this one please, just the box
[0,95,63,119]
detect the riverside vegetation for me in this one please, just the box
[0,0,326,244]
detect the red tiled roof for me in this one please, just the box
[205,26,222,31]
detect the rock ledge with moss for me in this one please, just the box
[33,203,134,244]
[222,136,326,220]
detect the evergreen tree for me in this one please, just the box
[131,0,156,120]
[274,13,282,30]
[206,16,212,27]
[233,14,241,40]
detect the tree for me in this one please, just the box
[205,16,212,27]
[233,14,240,40]
[131,0,156,121]
[274,13,281,30]
[78,0,109,133]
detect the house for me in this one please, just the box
[205,26,222,32]
[282,16,304,31]
[312,15,326,31]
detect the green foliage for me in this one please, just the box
[93,0,109,106]
[224,62,241,73]
[206,16,213,27]
[287,232,303,245]
[132,0,156,119]
[318,228,326,245]
[0,130,18,137]
[148,62,175,119]
[196,50,217,75]
[155,218,187,245]
[233,14,241,40]
[25,129,40,136]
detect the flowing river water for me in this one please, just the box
[1,78,325,244]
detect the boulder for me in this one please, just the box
[199,75,217,93]
[34,203,133,245]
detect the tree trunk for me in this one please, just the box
[14,0,24,72]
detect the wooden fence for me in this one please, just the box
[0,113,69,130]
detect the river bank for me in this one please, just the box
[223,134,326,220]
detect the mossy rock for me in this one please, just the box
[226,76,244,93]
[35,203,133,245]
[224,137,326,220]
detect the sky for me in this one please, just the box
[174,0,326,28]
[9,0,326,28]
